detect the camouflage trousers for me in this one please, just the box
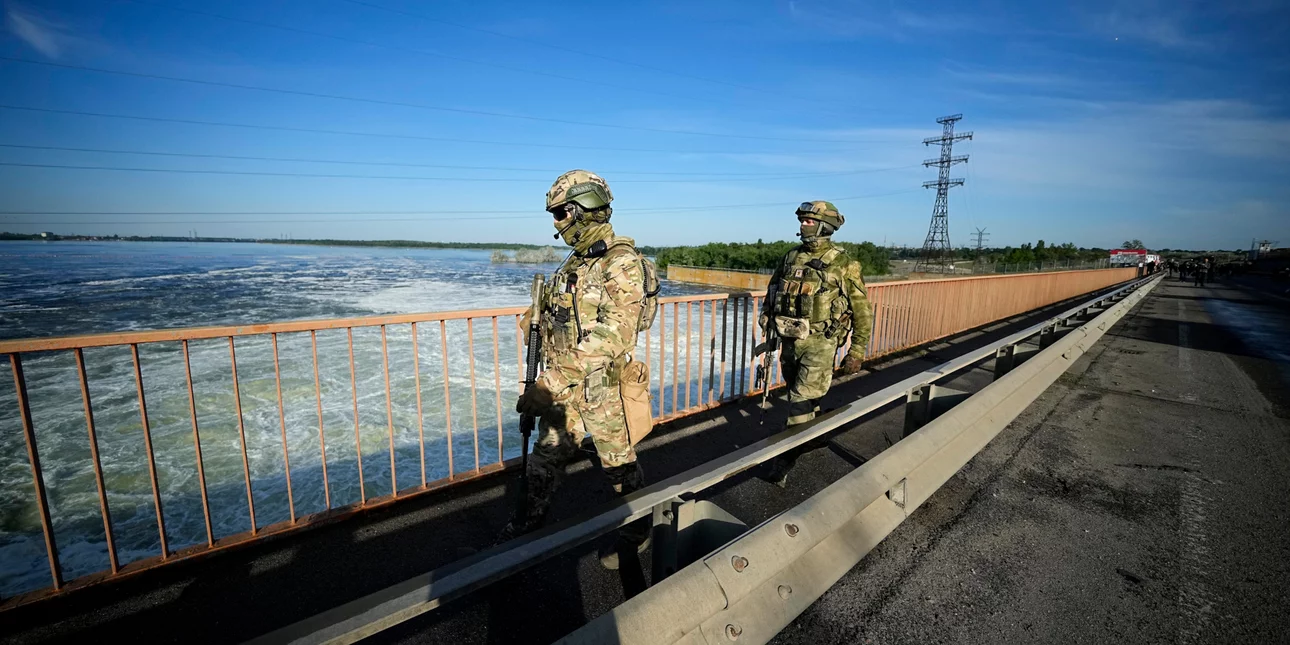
[779,333,839,426]
[508,379,645,539]
[765,333,841,477]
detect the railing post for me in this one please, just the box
[131,344,169,557]
[10,354,63,589]
[903,383,932,437]
[1038,325,1057,349]
[903,382,970,437]
[993,344,1016,380]
[75,348,119,574]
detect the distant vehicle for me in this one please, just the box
[1109,249,1148,266]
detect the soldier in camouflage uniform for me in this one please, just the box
[759,201,873,487]
[502,170,650,567]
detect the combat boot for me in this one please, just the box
[493,505,551,546]
[597,531,651,570]
[760,455,793,489]
[493,517,536,546]
[598,461,649,569]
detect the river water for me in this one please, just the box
[0,241,719,596]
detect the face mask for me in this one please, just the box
[554,217,583,248]
[799,220,821,241]
[552,204,582,247]
[798,219,833,242]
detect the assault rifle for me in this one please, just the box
[752,284,779,425]
[517,274,545,518]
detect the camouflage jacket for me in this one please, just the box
[538,232,646,393]
[767,239,873,361]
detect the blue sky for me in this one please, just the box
[1,0,1287,250]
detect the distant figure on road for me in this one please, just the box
[1194,260,1207,287]
[503,170,655,569]
[758,201,873,487]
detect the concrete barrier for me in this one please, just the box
[666,265,771,290]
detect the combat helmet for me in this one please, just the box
[546,170,613,215]
[547,170,614,251]
[796,200,844,240]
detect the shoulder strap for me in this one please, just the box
[782,248,799,271]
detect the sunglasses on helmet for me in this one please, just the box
[796,202,822,216]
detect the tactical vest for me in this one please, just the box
[541,238,654,377]
[771,246,852,337]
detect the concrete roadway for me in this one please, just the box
[2,276,1287,644]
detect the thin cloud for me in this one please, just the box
[941,64,1078,87]
[1099,10,1200,49]
[5,3,72,59]
[784,0,891,38]
[1082,0,1214,51]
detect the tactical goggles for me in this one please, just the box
[549,202,577,222]
[796,202,823,217]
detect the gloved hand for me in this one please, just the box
[758,313,770,330]
[516,380,565,416]
[840,355,864,375]
[519,306,535,346]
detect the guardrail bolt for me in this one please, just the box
[784,523,799,537]
[778,584,793,600]
[725,623,743,640]
[662,509,673,520]
[731,555,749,572]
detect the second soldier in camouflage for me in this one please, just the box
[760,201,873,486]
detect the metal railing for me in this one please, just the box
[0,267,1137,605]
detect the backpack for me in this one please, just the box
[599,239,661,331]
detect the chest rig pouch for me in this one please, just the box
[543,263,584,354]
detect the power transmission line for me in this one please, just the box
[914,114,973,274]
[0,161,920,183]
[1,104,899,154]
[0,56,858,143]
[0,188,927,225]
[129,0,862,122]
[0,144,920,177]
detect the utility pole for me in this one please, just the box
[915,114,973,274]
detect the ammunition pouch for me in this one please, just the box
[809,291,835,323]
[773,315,811,339]
[584,356,627,404]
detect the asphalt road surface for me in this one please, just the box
[3,276,1286,644]
[773,276,1290,644]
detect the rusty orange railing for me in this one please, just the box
[0,267,1137,606]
